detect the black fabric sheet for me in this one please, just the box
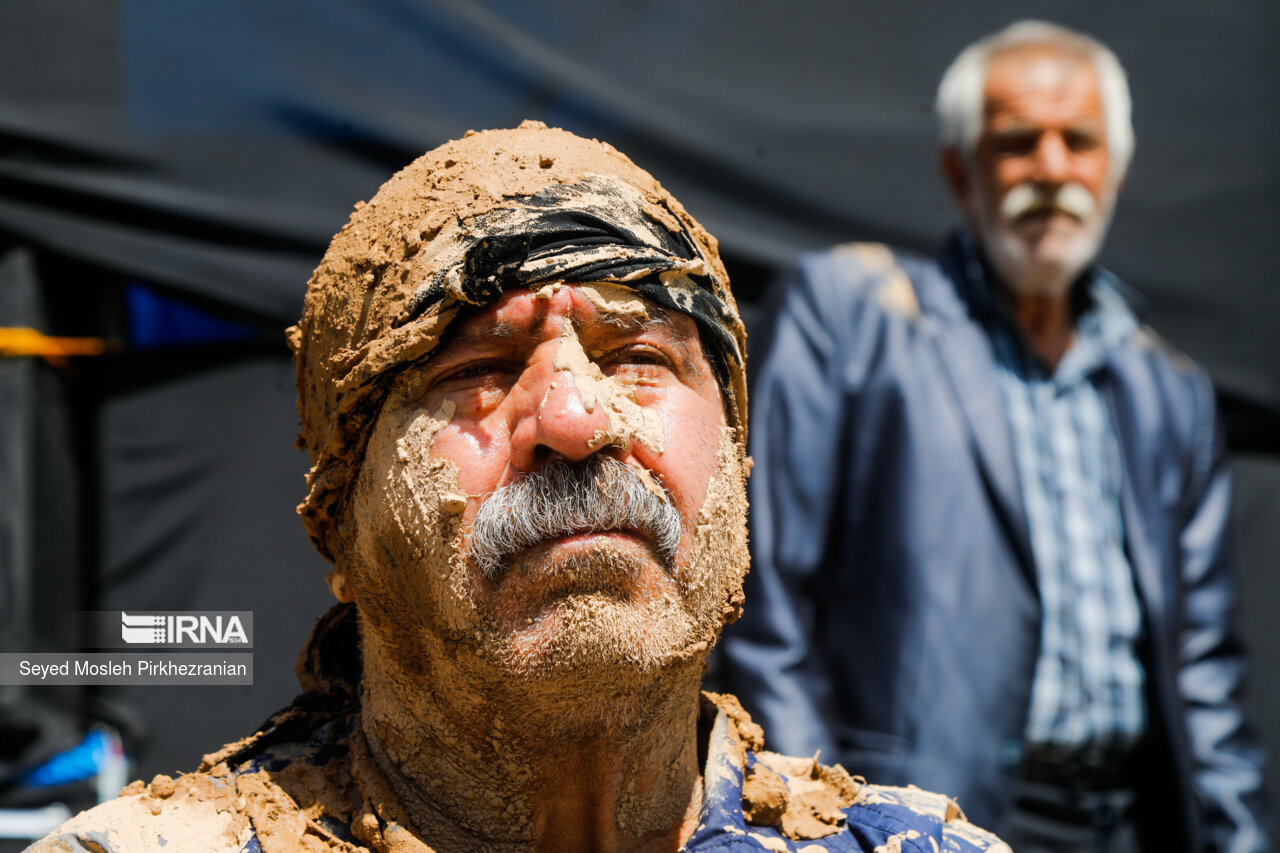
[95,356,333,777]
[2,1,1277,412]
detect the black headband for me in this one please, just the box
[398,175,743,375]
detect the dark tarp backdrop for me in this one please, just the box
[0,0,1276,836]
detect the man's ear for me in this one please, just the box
[325,499,362,603]
[326,567,356,603]
[941,146,971,208]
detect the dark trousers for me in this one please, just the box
[1002,775,1141,853]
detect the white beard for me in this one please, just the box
[973,180,1114,299]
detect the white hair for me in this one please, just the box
[936,20,1134,180]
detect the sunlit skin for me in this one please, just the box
[344,283,730,852]
[943,45,1114,368]
[405,284,726,648]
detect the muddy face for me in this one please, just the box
[341,283,748,687]
[290,125,749,565]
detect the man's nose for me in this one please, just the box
[1031,132,1071,183]
[508,367,614,470]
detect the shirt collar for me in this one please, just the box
[948,229,1138,386]
[683,703,751,846]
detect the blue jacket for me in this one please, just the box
[721,234,1269,851]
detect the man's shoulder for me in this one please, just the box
[693,752,1009,852]
[749,753,1007,852]
[1120,321,1207,379]
[28,707,361,853]
[25,772,251,853]
[790,241,943,325]
[1099,310,1219,444]
[844,783,1011,852]
[1079,268,1205,384]
[702,693,1007,852]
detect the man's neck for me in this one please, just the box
[1001,287,1076,371]
[961,231,1086,372]
[357,642,707,853]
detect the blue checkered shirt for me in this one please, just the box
[965,245,1146,757]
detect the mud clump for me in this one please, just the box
[711,691,860,841]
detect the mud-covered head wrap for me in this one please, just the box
[289,122,747,561]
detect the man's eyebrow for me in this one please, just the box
[433,306,697,369]
[597,304,677,334]
[595,307,709,376]
[439,320,524,352]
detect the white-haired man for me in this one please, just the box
[723,21,1270,852]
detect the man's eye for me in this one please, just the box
[1065,130,1101,152]
[599,346,672,371]
[437,361,514,384]
[992,132,1038,156]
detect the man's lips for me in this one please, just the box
[1013,205,1081,223]
[480,530,661,601]
[478,526,658,578]
[527,527,654,551]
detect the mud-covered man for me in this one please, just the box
[31,123,1006,852]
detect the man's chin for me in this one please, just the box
[484,536,673,604]
[463,541,691,674]
[987,225,1101,298]
[490,588,702,681]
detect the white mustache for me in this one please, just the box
[468,457,682,579]
[1000,182,1097,223]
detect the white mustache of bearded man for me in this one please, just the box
[1000,181,1097,223]
[468,457,683,580]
